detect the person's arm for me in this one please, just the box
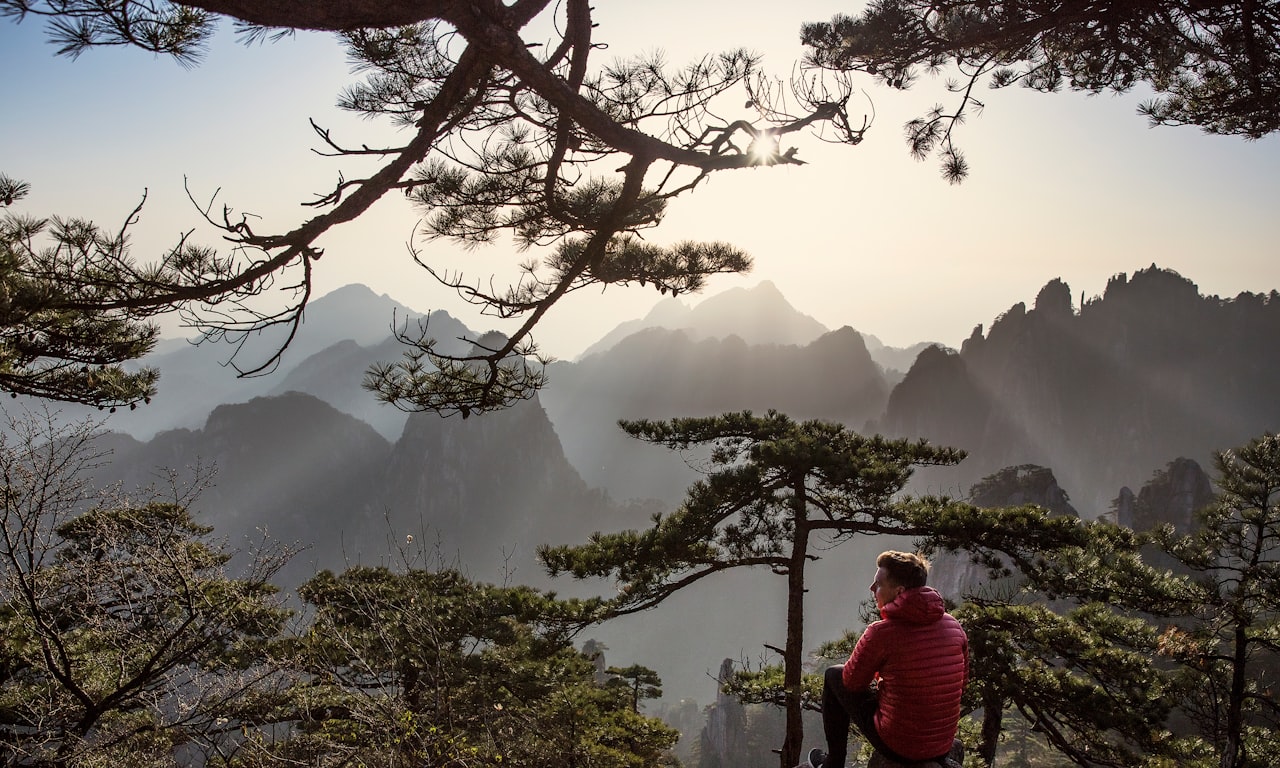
[842,622,887,691]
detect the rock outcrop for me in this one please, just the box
[930,465,1077,600]
[880,267,1280,516]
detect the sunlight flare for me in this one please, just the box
[749,130,780,164]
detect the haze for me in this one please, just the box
[1,0,1277,357]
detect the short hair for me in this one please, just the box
[877,550,929,589]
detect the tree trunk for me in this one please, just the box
[1223,514,1267,768]
[1222,623,1248,768]
[780,477,811,768]
[978,686,1004,767]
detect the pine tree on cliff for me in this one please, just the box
[914,432,1280,767]
[540,410,965,768]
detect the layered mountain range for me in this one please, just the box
[66,267,1280,701]
[878,268,1280,511]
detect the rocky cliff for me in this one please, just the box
[542,325,891,503]
[929,465,1079,600]
[1113,457,1215,534]
[879,267,1280,515]
[92,391,616,590]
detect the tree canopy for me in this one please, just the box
[0,0,866,413]
[0,409,293,766]
[0,407,678,767]
[907,433,1280,767]
[3,0,1276,407]
[802,0,1280,181]
[280,565,671,768]
[0,175,160,407]
[541,410,966,768]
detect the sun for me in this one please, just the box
[748,130,780,165]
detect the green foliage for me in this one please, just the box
[726,662,823,712]
[0,175,160,407]
[606,664,664,712]
[911,433,1280,767]
[273,566,673,768]
[956,599,1182,766]
[542,410,965,610]
[0,410,294,766]
[1146,433,1280,768]
[0,409,677,766]
[910,496,1214,765]
[2,2,865,416]
[542,409,966,768]
[802,0,1280,181]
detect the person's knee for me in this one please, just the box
[824,664,845,689]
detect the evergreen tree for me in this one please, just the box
[937,509,1197,765]
[1152,433,1280,768]
[279,565,675,768]
[720,491,1199,766]
[802,0,1280,181]
[2,2,866,414]
[541,410,965,768]
[0,175,159,407]
[912,434,1280,767]
[909,495,1212,767]
[606,665,664,714]
[0,409,294,766]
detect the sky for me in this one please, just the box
[2,1,1278,360]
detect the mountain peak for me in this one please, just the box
[578,281,828,359]
[641,296,691,325]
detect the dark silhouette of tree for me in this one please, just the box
[802,0,1280,181]
[605,664,663,714]
[0,175,159,407]
[1,0,867,415]
[1152,433,1280,768]
[540,410,965,768]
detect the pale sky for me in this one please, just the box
[3,1,1278,359]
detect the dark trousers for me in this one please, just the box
[822,665,917,767]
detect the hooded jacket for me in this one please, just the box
[842,586,968,761]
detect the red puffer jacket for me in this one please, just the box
[842,586,969,761]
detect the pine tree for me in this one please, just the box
[541,410,965,768]
[913,435,1280,767]
[2,2,866,414]
[606,665,664,714]
[0,175,159,407]
[0,409,293,765]
[1153,433,1280,768]
[802,0,1280,181]
[283,565,674,768]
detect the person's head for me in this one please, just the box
[869,550,929,609]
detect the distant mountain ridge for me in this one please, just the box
[77,284,479,441]
[73,265,1280,705]
[879,266,1280,513]
[542,325,891,503]
[86,269,1280,518]
[577,281,829,359]
[92,391,621,590]
[93,280,931,443]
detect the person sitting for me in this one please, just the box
[808,550,968,768]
